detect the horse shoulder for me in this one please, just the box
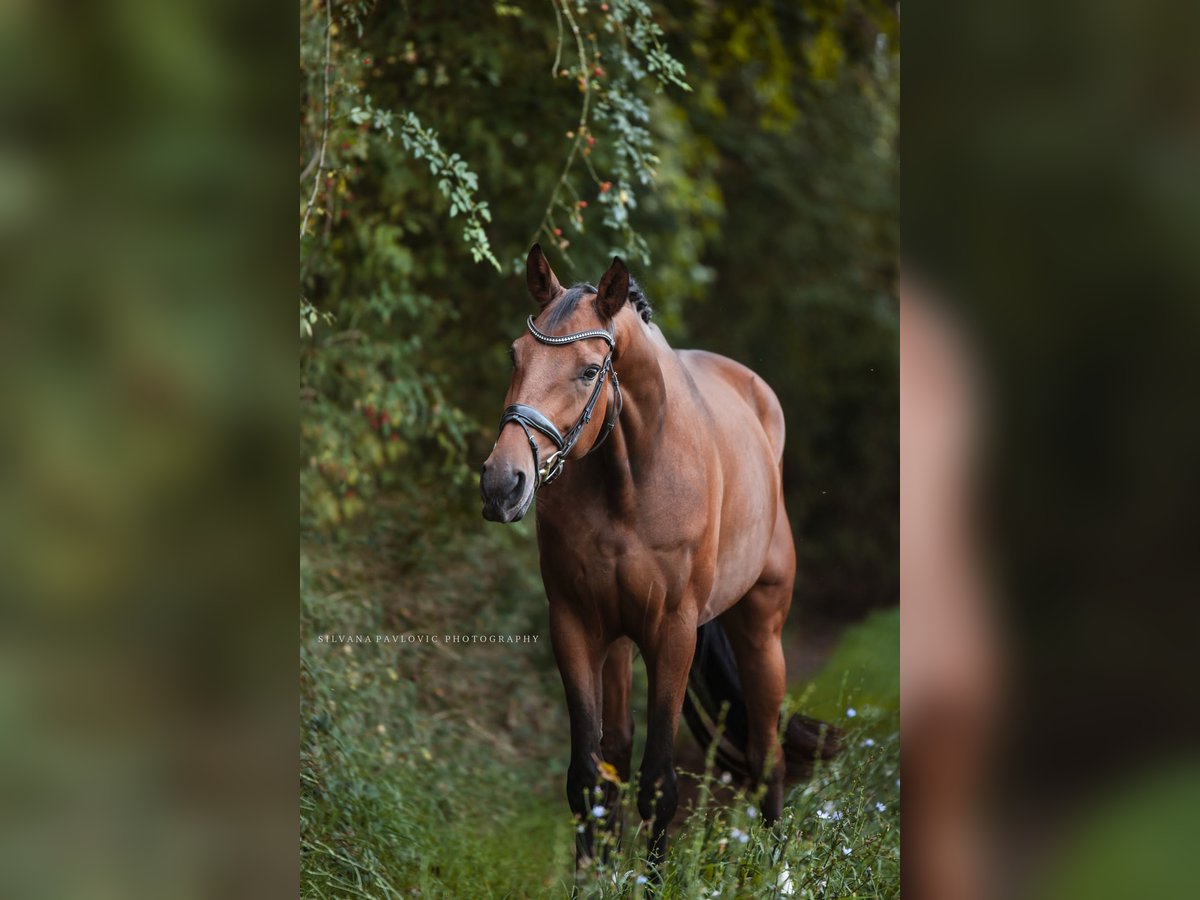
[675,349,786,463]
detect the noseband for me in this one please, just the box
[498,315,623,488]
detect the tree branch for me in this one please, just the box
[300,0,333,241]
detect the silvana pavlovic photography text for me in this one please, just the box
[315,633,540,644]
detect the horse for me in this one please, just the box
[480,245,838,869]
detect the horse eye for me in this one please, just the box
[582,365,600,380]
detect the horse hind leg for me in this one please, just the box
[718,509,796,823]
[719,584,790,823]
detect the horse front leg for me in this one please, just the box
[637,614,698,866]
[550,604,606,871]
[599,637,635,853]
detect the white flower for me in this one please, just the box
[591,804,608,819]
[746,806,758,820]
[862,738,875,747]
[876,802,887,812]
[842,846,852,856]
[730,827,749,844]
[816,801,843,822]
[720,771,732,785]
[576,824,585,833]
[777,865,796,896]
[846,707,857,718]
[635,875,648,886]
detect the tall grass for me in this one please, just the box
[300,505,899,898]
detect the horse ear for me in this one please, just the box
[526,244,562,309]
[594,256,629,321]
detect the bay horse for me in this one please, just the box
[480,246,837,868]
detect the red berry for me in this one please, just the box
[594,66,605,77]
[553,227,562,236]
[578,200,588,208]
[600,181,612,193]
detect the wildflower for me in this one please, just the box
[778,866,795,896]
[862,738,875,747]
[730,827,749,844]
[591,804,608,819]
[720,771,732,785]
[747,806,758,820]
[876,802,888,812]
[635,875,648,886]
[846,707,857,718]
[842,846,852,856]
[816,801,843,822]
[576,824,585,833]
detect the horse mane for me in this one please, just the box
[543,278,654,330]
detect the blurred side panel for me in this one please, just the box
[905,0,1200,898]
[0,1,296,898]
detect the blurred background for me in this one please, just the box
[299,0,899,896]
[0,1,296,898]
[905,1,1200,898]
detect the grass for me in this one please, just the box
[300,502,899,898]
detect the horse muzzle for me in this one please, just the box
[480,456,534,523]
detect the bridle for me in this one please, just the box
[498,315,623,488]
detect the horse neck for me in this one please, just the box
[596,315,672,503]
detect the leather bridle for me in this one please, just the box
[498,315,623,488]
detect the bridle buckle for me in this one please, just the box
[539,450,566,485]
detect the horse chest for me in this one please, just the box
[538,519,713,627]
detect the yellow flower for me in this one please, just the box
[597,761,621,784]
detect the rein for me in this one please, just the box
[498,315,623,488]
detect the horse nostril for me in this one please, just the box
[508,469,526,504]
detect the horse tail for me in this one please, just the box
[682,619,840,783]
